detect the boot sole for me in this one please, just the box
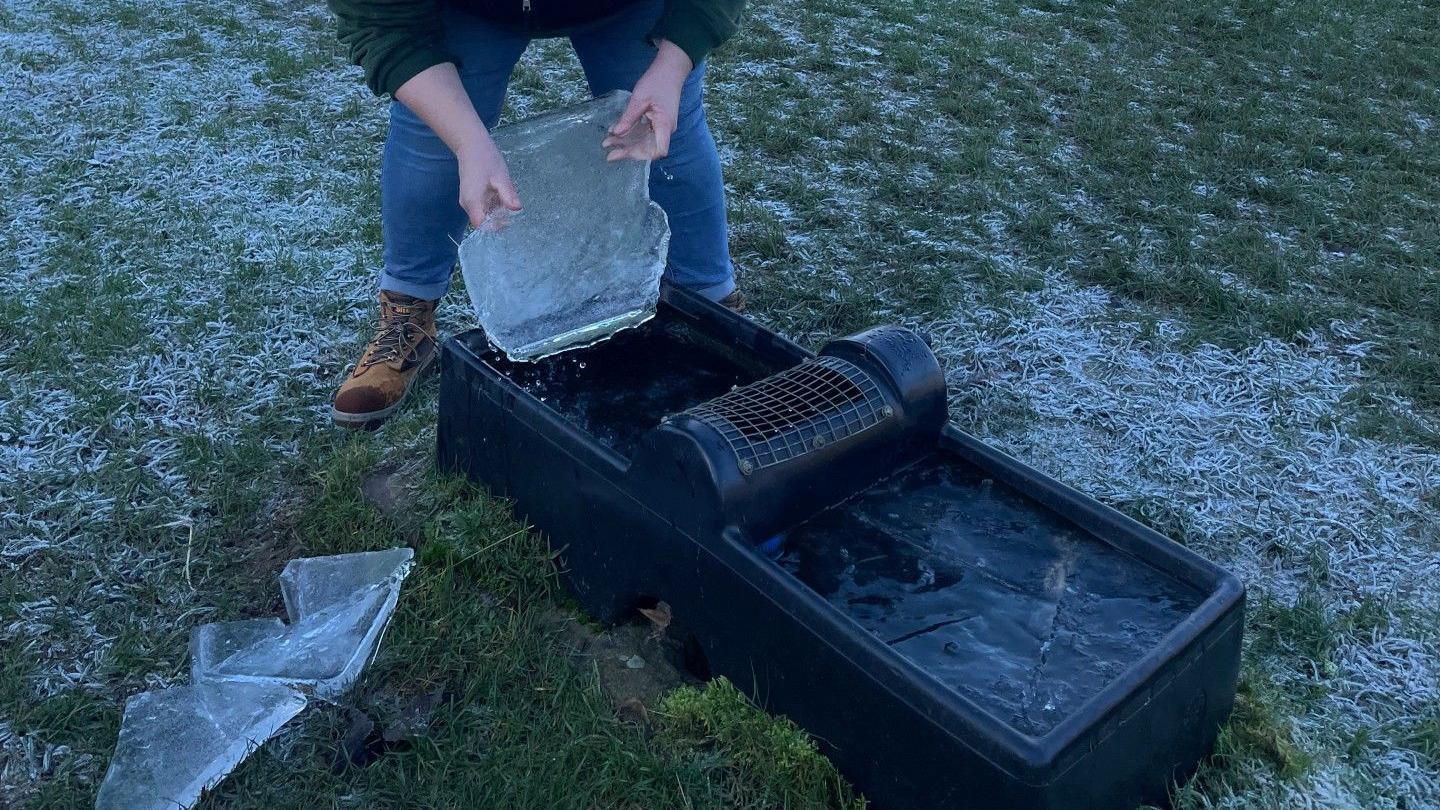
[330,350,438,429]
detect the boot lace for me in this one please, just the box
[360,302,433,369]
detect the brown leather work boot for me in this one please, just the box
[331,291,439,428]
[718,289,746,313]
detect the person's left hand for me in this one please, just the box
[604,40,693,161]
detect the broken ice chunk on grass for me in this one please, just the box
[97,549,413,810]
[189,589,387,700]
[279,547,414,622]
[191,548,413,700]
[95,681,305,810]
[460,90,671,362]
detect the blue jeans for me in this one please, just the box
[379,0,736,302]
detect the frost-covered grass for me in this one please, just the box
[2,0,1438,807]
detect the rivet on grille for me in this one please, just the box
[738,459,754,475]
[813,436,828,449]
[881,405,895,417]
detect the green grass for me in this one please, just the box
[3,0,1438,807]
[658,679,867,809]
[199,442,860,810]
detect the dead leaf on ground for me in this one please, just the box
[637,601,671,639]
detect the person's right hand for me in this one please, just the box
[457,135,522,229]
[394,64,522,229]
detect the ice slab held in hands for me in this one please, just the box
[460,91,670,362]
[96,548,414,810]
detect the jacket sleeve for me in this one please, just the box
[327,0,456,97]
[648,0,747,67]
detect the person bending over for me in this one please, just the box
[326,0,746,427]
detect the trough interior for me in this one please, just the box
[461,310,1206,740]
[458,309,778,458]
[777,455,1205,737]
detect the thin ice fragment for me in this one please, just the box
[460,90,670,362]
[191,548,413,700]
[95,681,305,810]
[279,547,414,622]
[96,549,414,810]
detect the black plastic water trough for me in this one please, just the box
[437,284,1244,809]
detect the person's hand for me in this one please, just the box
[604,40,693,161]
[393,64,523,228]
[457,134,522,229]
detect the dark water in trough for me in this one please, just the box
[465,315,773,457]
[778,458,1204,737]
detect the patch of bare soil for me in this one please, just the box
[558,605,695,724]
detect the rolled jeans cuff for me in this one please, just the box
[693,275,736,302]
[379,269,451,302]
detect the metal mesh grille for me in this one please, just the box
[684,356,889,473]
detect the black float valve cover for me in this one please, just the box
[629,326,949,542]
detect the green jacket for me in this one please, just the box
[328,0,746,97]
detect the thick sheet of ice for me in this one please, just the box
[97,549,414,809]
[191,548,413,700]
[779,458,1202,737]
[460,91,670,362]
[95,681,306,810]
[279,547,415,623]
